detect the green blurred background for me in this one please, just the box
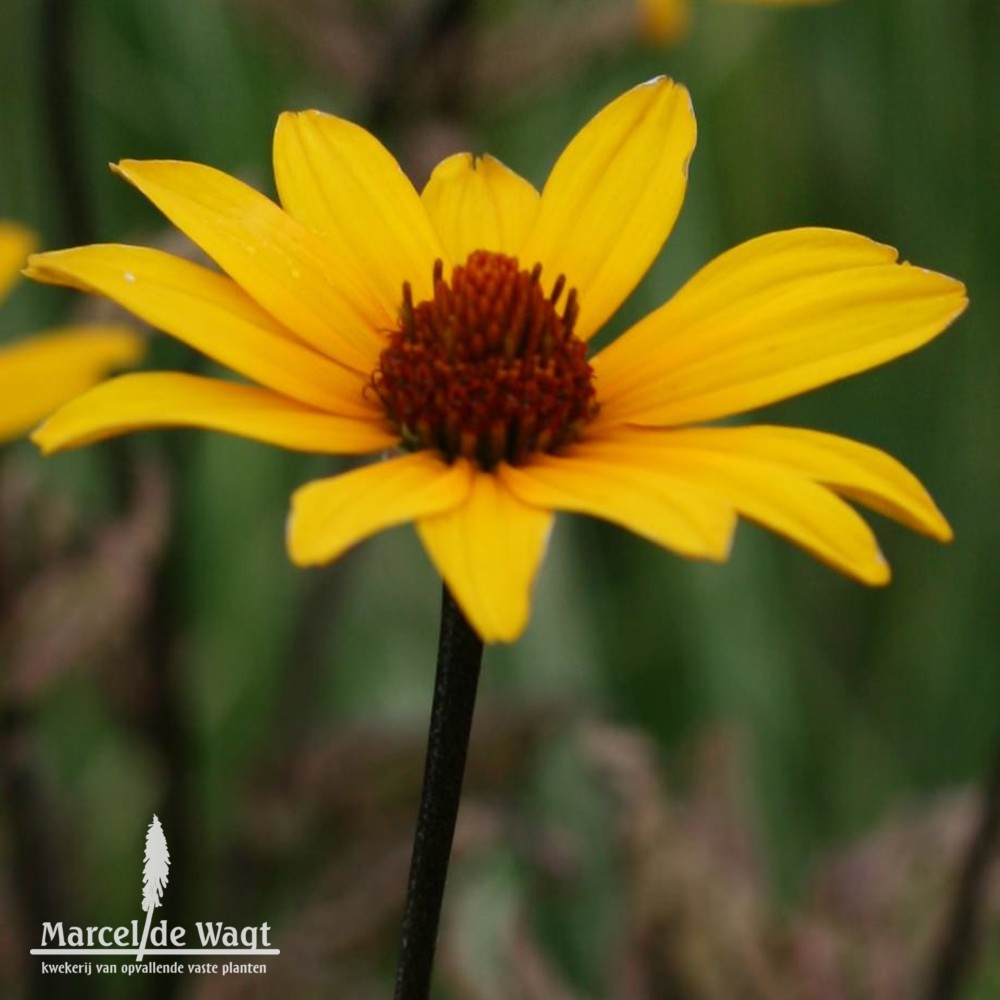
[1,0,997,997]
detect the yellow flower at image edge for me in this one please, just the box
[0,222,143,444]
[637,0,690,44]
[27,78,966,642]
[637,0,837,46]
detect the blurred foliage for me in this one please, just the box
[0,0,997,997]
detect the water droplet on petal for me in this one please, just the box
[124,272,136,283]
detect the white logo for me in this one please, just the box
[30,815,279,978]
[138,814,170,961]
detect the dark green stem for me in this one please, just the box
[40,0,94,247]
[393,585,484,999]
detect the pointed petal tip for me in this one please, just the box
[478,618,527,645]
[417,472,549,645]
[926,511,954,544]
[28,423,48,452]
[287,453,473,569]
[633,74,694,112]
[30,419,62,456]
[111,159,183,181]
[29,417,54,454]
[275,109,319,134]
[598,229,969,427]
[634,75,695,122]
[855,544,892,586]
[443,584,527,644]
[285,483,327,567]
[893,260,968,317]
[23,253,82,286]
[110,159,148,189]
[635,73,676,90]
[279,108,333,122]
[950,283,970,316]
[521,74,696,342]
[285,510,318,567]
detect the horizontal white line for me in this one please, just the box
[31,949,280,956]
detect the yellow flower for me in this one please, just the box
[637,0,691,44]
[0,222,144,444]
[28,79,965,642]
[637,0,836,46]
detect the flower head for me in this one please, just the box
[0,222,143,445]
[29,79,966,642]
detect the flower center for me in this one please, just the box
[371,250,599,469]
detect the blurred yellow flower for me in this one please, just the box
[637,0,690,44]
[29,79,965,642]
[638,0,836,45]
[0,222,143,444]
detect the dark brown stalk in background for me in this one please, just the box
[35,4,192,998]
[365,0,475,130]
[925,733,1000,1000]
[0,707,61,1000]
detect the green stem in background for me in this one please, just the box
[394,585,484,1000]
[40,0,135,511]
[40,0,94,247]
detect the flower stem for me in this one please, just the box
[394,585,484,1000]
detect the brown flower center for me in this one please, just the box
[371,250,599,469]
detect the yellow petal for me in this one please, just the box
[673,425,952,540]
[421,153,540,264]
[113,159,386,373]
[499,445,734,561]
[417,472,553,643]
[0,327,144,444]
[25,245,377,419]
[274,111,446,309]
[288,452,473,566]
[32,372,395,455]
[519,77,696,342]
[583,427,891,584]
[0,222,36,302]
[595,228,968,426]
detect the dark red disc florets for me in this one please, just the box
[371,251,599,469]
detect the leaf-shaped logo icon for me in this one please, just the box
[136,815,170,961]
